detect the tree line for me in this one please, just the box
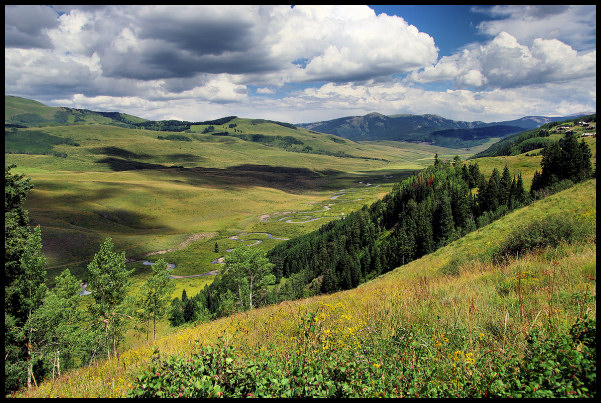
[530,131,594,196]
[265,158,531,298]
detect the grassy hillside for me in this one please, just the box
[16,178,596,397]
[5,95,146,128]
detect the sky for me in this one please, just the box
[4,5,596,124]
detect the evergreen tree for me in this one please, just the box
[540,141,562,186]
[396,227,415,266]
[509,174,529,208]
[320,265,337,294]
[183,298,196,323]
[468,163,485,189]
[479,168,501,214]
[577,139,593,180]
[559,131,580,180]
[168,298,185,327]
[414,201,434,256]
[500,165,512,207]
[533,134,593,193]
[433,193,455,247]
[5,165,34,301]
[449,181,470,229]
[5,165,37,393]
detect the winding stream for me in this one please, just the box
[80,182,381,295]
[211,232,290,264]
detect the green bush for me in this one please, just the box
[157,134,192,141]
[492,317,596,397]
[495,214,583,261]
[128,318,595,398]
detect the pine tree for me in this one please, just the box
[577,139,593,181]
[168,298,185,327]
[434,194,455,247]
[500,165,512,207]
[540,141,562,186]
[559,131,580,180]
[320,265,337,294]
[181,289,188,303]
[415,201,434,257]
[5,165,37,393]
[530,170,544,195]
[479,168,501,214]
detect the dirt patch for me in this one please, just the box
[145,232,217,256]
[170,270,218,279]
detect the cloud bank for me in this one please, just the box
[4,5,596,122]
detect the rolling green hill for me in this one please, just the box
[5,95,147,127]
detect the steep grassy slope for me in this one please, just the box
[16,178,596,397]
[5,95,146,127]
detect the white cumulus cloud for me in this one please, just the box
[409,31,596,90]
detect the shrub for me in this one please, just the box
[491,317,596,397]
[494,214,582,261]
[127,318,595,398]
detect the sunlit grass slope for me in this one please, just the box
[18,178,595,398]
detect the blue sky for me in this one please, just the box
[5,5,596,123]
[369,5,489,57]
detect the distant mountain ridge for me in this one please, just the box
[297,112,594,148]
[5,95,593,149]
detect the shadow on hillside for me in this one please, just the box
[163,153,205,163]
[95,157,343,192]
[90,146,152,160]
